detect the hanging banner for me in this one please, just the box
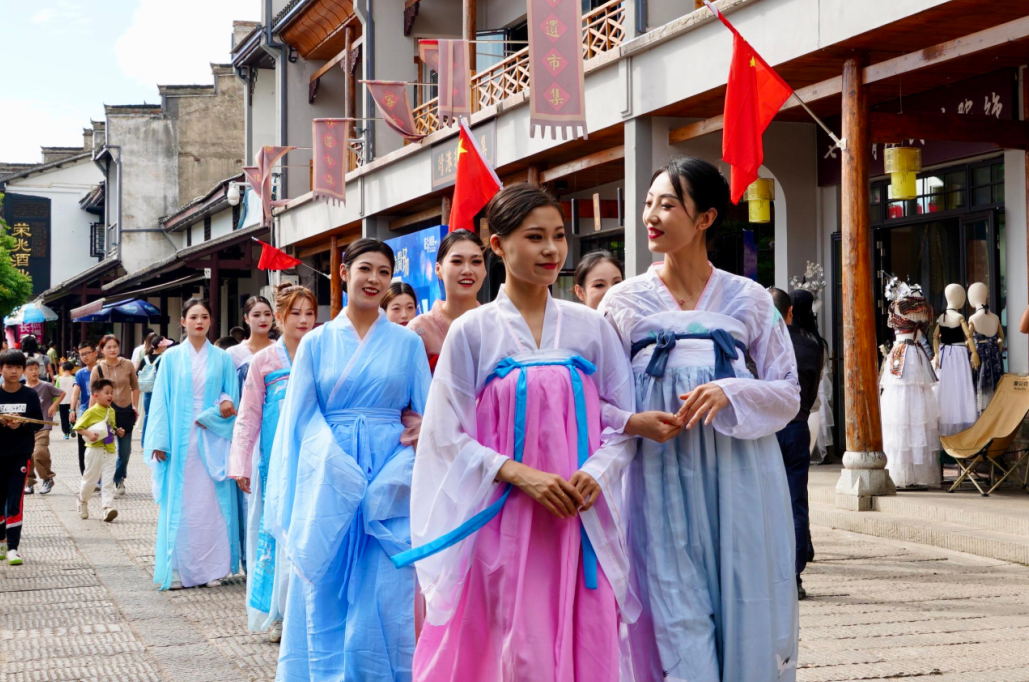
[366,81,426,141]
[418,39,440,72]
[244,145,295,226]
[312,118,348,205]
[527,0,587,140]
[438,39,471,126]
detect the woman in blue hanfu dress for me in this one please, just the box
[600,158,801,682]
[265,238,431,682]
[144,297,241,591]
[229,283,317,641]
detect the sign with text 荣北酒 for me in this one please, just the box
[2,193,51,297]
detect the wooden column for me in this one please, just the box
[442,194,453,226]
[836,56,893,508]
[330,235,343,318]
[1024,74,1029,369]
[207,264,220,342]
[464,0,476,87]
[159,293,169,337]
[526,165,540,187]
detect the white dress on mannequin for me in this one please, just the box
[933,285,979,437]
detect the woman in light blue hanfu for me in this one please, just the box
[144,297,241,591]
[265,238,431,682]
[600,158,801,682]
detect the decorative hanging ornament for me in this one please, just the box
[789,261,827,297]
[743,178,775,223]
[884,147,922,200]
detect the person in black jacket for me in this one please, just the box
[769,288,825,600]
[0,349,44,566]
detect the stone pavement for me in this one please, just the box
[2,435,1029,681]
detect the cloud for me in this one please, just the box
[0,99,88,163]
[31,9,56,23]
[115,0,260,88]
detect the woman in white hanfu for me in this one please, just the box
[144,297,240,591]
[600,158,801,682]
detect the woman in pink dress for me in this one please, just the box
[407,229,485,373]
[394,184,640,682]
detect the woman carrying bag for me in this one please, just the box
[90,334,140,498]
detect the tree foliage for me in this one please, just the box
[0,192,34,320]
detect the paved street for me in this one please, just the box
[3,435,1029,681]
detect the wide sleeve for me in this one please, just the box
[409,321,509,624]
[264,330,366,585]
[142,351,175,504]
[580,317,637,482]
[709,292,800,439]
[229,356,266,479]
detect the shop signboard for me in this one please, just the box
[430,119,497,190]
[385,224,449,314]
[817,69,1016,187]
[1,192,51,296]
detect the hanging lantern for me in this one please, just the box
[744,178,775,223]
[884,147,922,200]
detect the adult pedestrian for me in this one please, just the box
[90,335,139,497]
[600,157,800,682]
[407,229,486,373]
[70,341,98,474]
[770,287,824,600]
[46,341,59,368]
[228,296,275,369]
[143,298,240,591]
[20,335,51,382]
[230,282,317,642]
[136,334,171,446]
[130,327,154,368]
[265,238,430,681]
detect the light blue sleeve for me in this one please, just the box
[143,349,175,505]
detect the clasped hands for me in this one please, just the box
[497,460,601,519]
[626,383,730,443]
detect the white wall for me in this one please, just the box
[1004,149,1027,375]
[5,158,103,288]
[251,69,278,158]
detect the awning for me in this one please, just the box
[102,224,268,293]
[73,299,160,323]
[38,257,121,304]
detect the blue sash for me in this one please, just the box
[391,355,599,590]
[630,329,746,380]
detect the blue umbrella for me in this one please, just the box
[75,299,161,323]
[22,303,58,324]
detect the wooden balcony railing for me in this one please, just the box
[411,0,625,136]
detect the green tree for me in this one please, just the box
[0,192,34,319]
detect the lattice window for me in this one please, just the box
[204,216,212,241]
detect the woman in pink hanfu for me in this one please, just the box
[394,184,641,682]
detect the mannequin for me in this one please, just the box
[933,284,979,437]
[967,282,1004,411]
[880,277,941,489]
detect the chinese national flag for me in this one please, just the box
[713,6,793,204]
[449,119,502,233]
[255,239,302,270]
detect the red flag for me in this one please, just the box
[449,119,502,233]
[255,239,302,271]
[709,3,793,203]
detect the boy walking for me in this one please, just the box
[24,358,64,495]
[0,349,44,566]
[73,378,122,522]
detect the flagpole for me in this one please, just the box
[251,237,332,280]
[789,93,846,149]
[702,0,846,149]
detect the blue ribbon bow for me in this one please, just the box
[631,329,745,380]
[391,355,600,590]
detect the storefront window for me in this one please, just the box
[971,160,1004,207]
[712,202,774,287]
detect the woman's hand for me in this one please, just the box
[677,383,730,429]
[234,477,251,494]
[626,411,682,443]
[569,471,602,511]
[497,460,584,518]
[219,400,237,419]
[115,427,126,438]
[152,450,167,462]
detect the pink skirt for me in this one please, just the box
[413,364,619,682]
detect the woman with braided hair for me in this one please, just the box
[880,277,942,489]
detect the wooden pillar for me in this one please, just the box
[1024,75,1029,369]
[159,293,169,337]
[526,165,541,187]
[442,194,453,226]
[464,0,476,90]
[330,235,343,318]
[207,264,220,342]
[836,56,894,508]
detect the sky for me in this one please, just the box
[0,0,261,163]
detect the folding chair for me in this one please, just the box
[941,374,1029,497]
